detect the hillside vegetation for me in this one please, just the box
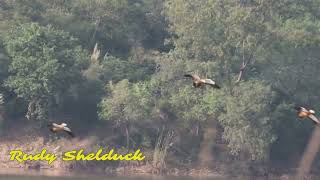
[0,0,320,175]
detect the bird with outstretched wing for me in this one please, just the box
[48,122,75,137]
[295,106,320,124]
[184,74,220,89]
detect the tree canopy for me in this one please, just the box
[0,0,320,173]
[4,22,89,121]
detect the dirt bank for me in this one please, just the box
[0,133,319,179]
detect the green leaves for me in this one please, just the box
[169,85,222,125]
[0,0,320,167]
[163,0,320,162]
[98,79,153,125]
[280,15,320,47]
[4,22,89,120]
[218,80,277,160]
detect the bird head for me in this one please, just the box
[61,123,67,127]
[309,110,316,114]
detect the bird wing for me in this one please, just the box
[52,123,59,127]
[203,79,221,88]
[295,106,309,113]
[63,127,75,137]
[294,106,302,111]
[308,115,320,124]
[184,74,201,81]
[301,107,309,112]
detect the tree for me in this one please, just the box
[0,40,10,84]
[98,79,153,148]
[4,22,89,121]
[218,80,278,160]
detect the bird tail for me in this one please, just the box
[67,131,75,138]
[213,84,221,89]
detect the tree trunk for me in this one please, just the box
[0,106,5,134]
[295,125,320,180]
[125,124,130,149]
[198,122,218,169]
[196,122,199,136]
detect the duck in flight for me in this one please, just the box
[48,122,75,137]
[184,74,221,89]
[295,106,320,124]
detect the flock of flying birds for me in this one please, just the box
[1,72,320,139]
[183,74,320,125]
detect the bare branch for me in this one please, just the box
[91,43,101,63]
[0,94,3,105]
[236,52,253,83]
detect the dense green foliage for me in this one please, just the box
[4,23,89,121]
[0,0,320,172]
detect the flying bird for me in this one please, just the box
[295,106,320,124]
[48,122,75,137]
[184,74,221,89]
